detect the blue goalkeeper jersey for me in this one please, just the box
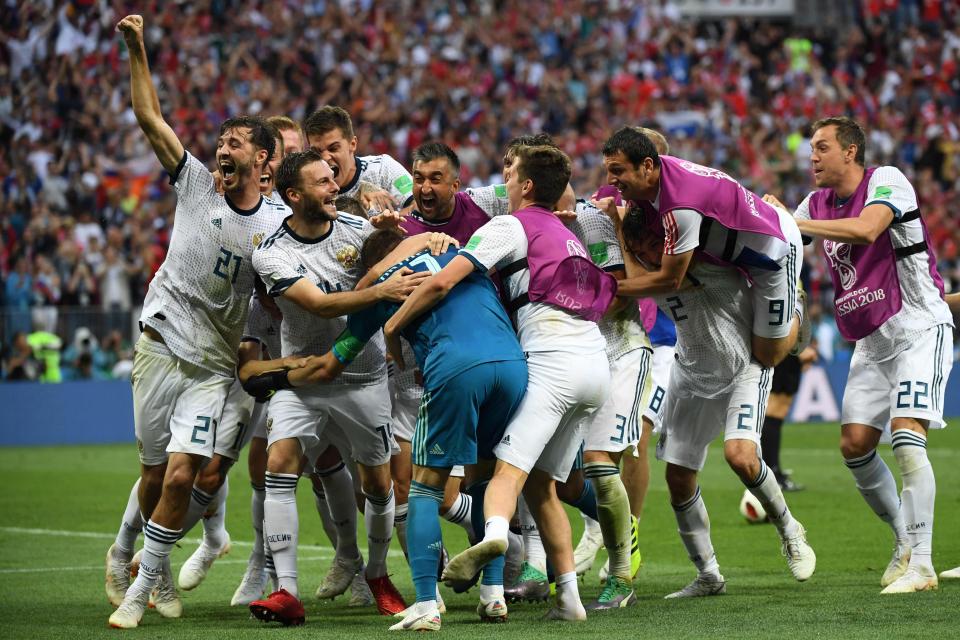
[337,248,525,390]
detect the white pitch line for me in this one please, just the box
[0,555,332,575]
[0,526,405,556]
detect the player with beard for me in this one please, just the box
[247,150,428,625]
[106,15,289,629]
[304,106,414,213]
[768,117,954,594]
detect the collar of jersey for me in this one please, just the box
[339,155,363,194]
[225,193,264,216]
[282,215,334,244]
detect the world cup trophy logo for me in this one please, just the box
[823,240,857,290]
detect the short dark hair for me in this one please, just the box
[602,126,661,168]
[219,116,276,163]
[303,106,354,140]
[505,133,557,158]
[514,145,571,208]
[360,229,405,272]
[335,195,367,218]
[812,116,866,166]
[275,149,325,206]
[621,205,662,247]
[412,142,460,176]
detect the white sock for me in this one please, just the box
[264,472,300,597]
[364,487,395,579]
[202,476,229,549]
[582,512,601,536]
[442,492,474,536]
[250,482,266,564]
[114,478,143,556]
[517,498,546,574]
[892,431,935,569]
[672,487,720,577]
[319,464,361,559]
[129,520,180,597]
[555,571,584,614]
[479,582,504,601]
[844,449,908,544]
[394,502,409,557]
[585,462,632,579]
[181,485,217,537]
[746,461,799,538]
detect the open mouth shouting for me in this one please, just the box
[219,159,238,188]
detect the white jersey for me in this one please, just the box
[252,212,385,385]
[794,166,954,361]
[465,184,510,218]
[663,203,790,265]
[243,297,282,360]
[339,154,414,208]
[139,151,287,377]
[568,200,650,364]
[656,261,756,398]
[460,215,606,355]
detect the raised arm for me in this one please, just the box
[794,204,894,245]
[116,15,184,174]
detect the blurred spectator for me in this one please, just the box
[1,331,40,380]
[26,324,62,383]
[61,326,110,380]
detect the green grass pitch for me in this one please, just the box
[1,421,958,639]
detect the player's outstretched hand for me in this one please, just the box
[376,267,430,303]
[369,210,407,232]
[553,209,578,223]
[361,188,397,214]
[427,232,458,256]
[116,15,144,44]
[762,193,787,210]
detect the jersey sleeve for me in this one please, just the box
[459,215,524,272]
[334,303,392,364]
[575,202,623,270]
[865,166,918,220]
[252,245,302,297]
[464,185,510,218]
[793,192,814,221]
[381,155,414,207]
[170,151,217,210]
[663,208,701,255]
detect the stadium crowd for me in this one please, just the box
[1,0,960,380]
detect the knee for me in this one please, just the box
[163,463,198,496]
[361,469,393,498]
[195,456,231,493]
[664,465,696,503]
[839,434,873,460]
[555,474,583,504]
[724,448,759,478]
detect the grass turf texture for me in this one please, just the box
[1,421,958,639]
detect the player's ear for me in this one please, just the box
[349,136,358,153]
[255,147,269,168]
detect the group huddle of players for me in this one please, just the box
[102,14,959,632]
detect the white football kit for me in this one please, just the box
[461,214,610,482]
[795,166,954,429]
[339,154,414,209]
[253,212,397,467]
[654,262,772,471]
[134,151,287,465]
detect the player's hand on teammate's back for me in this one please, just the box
[375,268,430,303]
[116,15,144,43]
[761,193,787,210]
[590,196,623,222]
[427,232,458,256]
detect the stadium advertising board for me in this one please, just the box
[675,0,795,17]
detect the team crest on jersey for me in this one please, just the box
[336,246,360,269]
[252,232,265,248]
[265,418,273,434]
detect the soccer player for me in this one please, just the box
[248,150,427,624]
[385,145,615,621]
[601,127,807,370]
[552,188,651,609]
[773,116,954,594]
[618,207,816,597]
[106,15,289,629]
[303,106,414,212]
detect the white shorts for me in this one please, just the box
[842,324,953,430]
[390,388,419,443]
[642,345,675,433]
[750,209,802,340]
[584,348,652,454]
[267,378,397,468]
[132,334,233,466]
[214,378,258,460]
[450,465,464,478]
[656,362,771,471]
[250,401,269,440]
[494,349,610,482]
